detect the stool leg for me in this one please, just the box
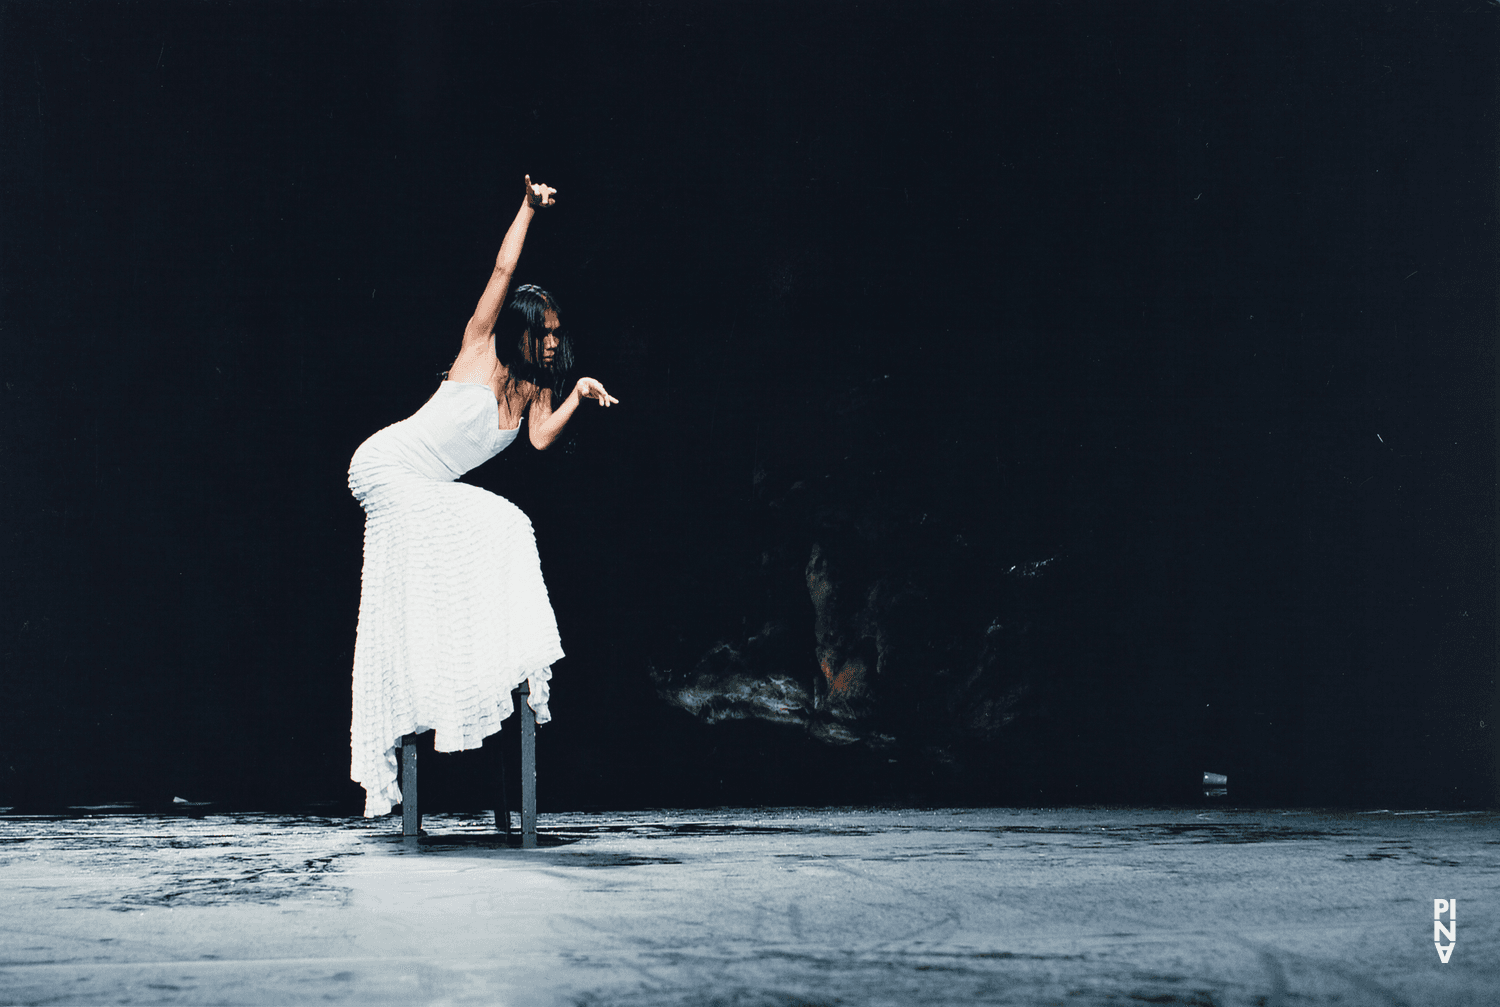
[401,734,420,839]
[518,683,537,849]
[493,733,511,835]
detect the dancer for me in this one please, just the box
[347,175,616,817]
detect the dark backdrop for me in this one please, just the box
[2,1,1495,812]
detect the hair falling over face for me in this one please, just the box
[492,284,575,411]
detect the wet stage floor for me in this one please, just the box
[1,807,1495,1005]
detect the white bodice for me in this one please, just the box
[349,381,519,502]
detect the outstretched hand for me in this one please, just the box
[524,174,557,209]
[576,377,618,407]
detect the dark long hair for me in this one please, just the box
[493,283,574,410]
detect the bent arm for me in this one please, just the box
[528,377,618,450]
[528,387,580,450]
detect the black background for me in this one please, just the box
[2,1,1495,812]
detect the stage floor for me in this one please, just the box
[1,807,1494,1005]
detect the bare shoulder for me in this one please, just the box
[447,339,497,385]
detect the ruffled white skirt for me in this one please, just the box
[349,436,563,818]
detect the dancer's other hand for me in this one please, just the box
[524,174,557,209]
[576,377,618,407]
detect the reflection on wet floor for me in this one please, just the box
[1,805,1494,898]
[2,807,1496,1006]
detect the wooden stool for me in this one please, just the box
[399,681,538,848]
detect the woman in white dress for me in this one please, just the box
[347,175,616,817]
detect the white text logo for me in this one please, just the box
[1434,899,1456,963]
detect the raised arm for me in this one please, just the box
[527,377,618,450]
[461,175,557,349]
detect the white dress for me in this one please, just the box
[347,381,563,817]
